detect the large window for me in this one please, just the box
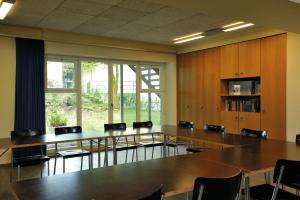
[45,57,164,133]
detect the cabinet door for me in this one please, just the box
[220,44,238,79]
[238,39,261,78]
[220,111,239,134]
[203,47,220,125]
[238,112,261,131]
[191,51,205,129]
[261,34,286,140]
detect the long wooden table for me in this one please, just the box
[4,125,300,200]
[10,154,241,200]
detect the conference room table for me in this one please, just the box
[2,125,300,199]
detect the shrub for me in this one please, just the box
[48,112,67,127]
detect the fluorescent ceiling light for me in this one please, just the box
[222,23,254,32]
[174,35,205,44]
[173,32,203,41]
[0,0,14,20]
[288,0,300,4]
[222,21,244,28]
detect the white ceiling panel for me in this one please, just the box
[98,6,148,22]
[118,0,165,13]
[38,8,93,31]
[59,0,112,16]
[87,0,124,5]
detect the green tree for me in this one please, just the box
[82,61,98,92]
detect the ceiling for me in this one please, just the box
[1,0,300,45]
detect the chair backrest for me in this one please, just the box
[240,128,267,139]
[11,129,45,158]
[138,185,163,200]
[55,126,82,135]
[104,123,127,131]
[273,159,300,190]
[192,171,243,200]
[133,121,153,128]
[204,124,225,133]
[178,121,194,128]
[296,134,300,145]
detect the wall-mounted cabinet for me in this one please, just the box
[220,39,261,79]
[177,34,286,140]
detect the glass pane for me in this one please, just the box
[45,93,77,134]
[141,66,160,90]
[47,61,75,89]
[112,64,137,126]
[81,61,109,131]
[140,93,161,125]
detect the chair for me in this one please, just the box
[241,128,268,139]
[11,129,50,181]
[192,171,243,200]
[296,134,300,145]
[138,185,163,200]
[250,159,300,200]
[164,121,194,156]
[105,123,139,164]
[134,121,164,160]
[186,124,225,153]
[54,126,92,174]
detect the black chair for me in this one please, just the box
[134,121,164,160]
[11,129,50,181]
[250,159,300,200]
[186,124,225,153]
[241,128,268,139]
[138,185,163,200]
[296,134,300,145]
[54,126,92,174]
[178,120,194,128]
[192,170,243,200]
[105,123,139,164]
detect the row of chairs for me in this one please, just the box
[145,159,300,200]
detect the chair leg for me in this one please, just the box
[80,156,83,171]
[40,162,43,178]
[136,148,138,162]
[63,158,65,173]
[53,155,57,175]
[176,146,179,155]
[132,149,135,162]
[98,140,101,168]
[144,147,147,160]
[173,147,176,156]
[152,146,154,159]
[47,161,50,176]
[17,165,20,182]
[125,150,128,163]
[89,155,91,169]
[161,146,163,158]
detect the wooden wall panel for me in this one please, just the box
[261,34,286,140]
[220,44,238,79]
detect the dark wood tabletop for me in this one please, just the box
[10,154,240,200]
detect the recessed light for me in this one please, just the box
[222,21,244,28]
[222,23,254,32]
[173,35,205,44]
[173,32,203,41]
[0,0,15,20]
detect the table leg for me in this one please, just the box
[163,134,167,158]
[104,138,108,166]
[90,140,93,169]
[98,139,101,168]
[113,138,117,165]
[244,176,250,200]
[10,149,13,182]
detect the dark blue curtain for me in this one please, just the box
[14,38,45,158]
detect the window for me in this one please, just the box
[45,57,164,134]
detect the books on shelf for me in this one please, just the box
[224,97,260,112]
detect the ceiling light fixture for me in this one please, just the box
[174,35,205,44]
[222,23,254,32]
[222,21,244,28]
[0,0,15,20]
[173,32,203,41]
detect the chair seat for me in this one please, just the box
[139,141,164,147]
[14,155,50,166]
[109,144,139,151]
[57,149,91,159]
[186,147,206,153]
[250,184,300,200]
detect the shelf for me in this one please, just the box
[220,94,261,97]
[221,110,260,114]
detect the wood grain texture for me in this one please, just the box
[238,39,261,78]
[220,111,239,134]
[220,43,238,79]
[238,112,261,131]
[261,34,286,140]
[203,47,221,125]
